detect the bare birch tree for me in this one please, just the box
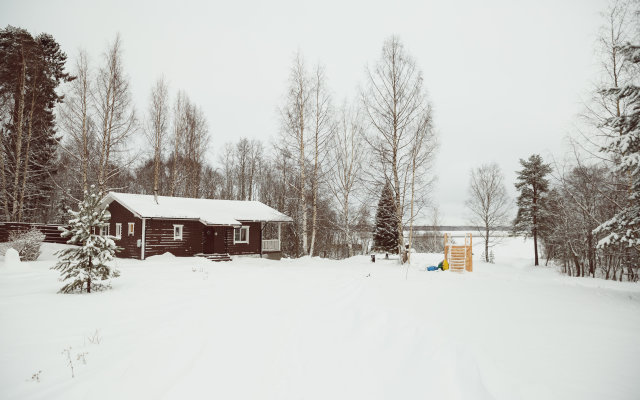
[235,137,250,200]
[218,142,235,199]
[362,36,435,263]
[405,110,436,262]
[93,34,136,192]
[280,52,311,256]
[9,37,28,220]
[145,76,169,203]
[466,163,510,262]
[247,139,263,201]
[308,63,334,256]
[328,102,365,257]
[169,90,186,196]
[58,50,94,197]
[183,100,209,198]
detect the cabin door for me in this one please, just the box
[203,227,225,254]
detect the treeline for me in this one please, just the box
[518,0,639,281]
[464,0,639,280]
[0,26,437,260]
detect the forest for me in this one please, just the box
[0,0,638,281]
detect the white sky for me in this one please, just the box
[2,0,606,225]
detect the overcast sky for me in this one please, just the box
[2,0,606,225]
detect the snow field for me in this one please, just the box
[1,238,639,399]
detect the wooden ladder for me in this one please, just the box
[444,233,473,272]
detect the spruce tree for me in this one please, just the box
[595,44,640,256]
[52,186,119,293]
[373,181,399,254]
[513,154,552,266]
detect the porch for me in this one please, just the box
[261,222,282,253]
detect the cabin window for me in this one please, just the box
[115,223,122,239]
[128,222,135,236]
[234,226,249,244]
[99,225,110,236]
[174,224,183,240]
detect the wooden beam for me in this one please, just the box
[141,218,146,260]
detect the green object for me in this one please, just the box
[437,260,449,270]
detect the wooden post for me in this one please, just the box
[260,221,264,258]
[466,233,473,272]
[141,218,146,260]
[443,233,449,263]
[278,222,282,252]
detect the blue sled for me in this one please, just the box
[426,266,438,271]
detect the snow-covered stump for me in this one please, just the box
[3,248,21,268]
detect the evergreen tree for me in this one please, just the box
[0,26,73,222]
[513,154,552,266]
[595,44,640,255]
[373,181,399,254]
[52,186,119,293]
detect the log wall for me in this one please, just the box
[0,222,68,244]
[224,221,262,255]
[145,219,204,257]
[107,201,142,259]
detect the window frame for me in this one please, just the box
[173,224,183,240]
[233,226,249,244]
[115,223,122,239]
[128,222,135,236]
[99,225,110,237]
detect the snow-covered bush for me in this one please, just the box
[52,186,120,293]
[0,228,45,261]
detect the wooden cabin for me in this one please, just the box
[100,192,292,260]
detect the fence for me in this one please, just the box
[0,222,68,244]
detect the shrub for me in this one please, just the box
[1,228,46,261]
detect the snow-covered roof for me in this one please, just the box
[102,192,293,226]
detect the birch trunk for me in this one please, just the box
[11,50,27,221]
[299,107,307,256]
[17,71,39,221]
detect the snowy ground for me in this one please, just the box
[1,238,639,400]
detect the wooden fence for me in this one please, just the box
[0,222,68,244]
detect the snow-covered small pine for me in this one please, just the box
[489,250,495,264]
[51,185,120,293]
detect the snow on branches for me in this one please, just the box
[595,44,640,251]
[52,186,120,293]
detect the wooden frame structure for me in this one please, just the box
[444,233,473,272]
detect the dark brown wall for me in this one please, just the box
[225,221,262,255]
[107,201,271,259]
[145,219,203,257]
[107,201,142,259]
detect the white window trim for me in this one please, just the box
[128,222,135,236]
[115,223,122,239]
[99,226,110,236]
[234,226,249,244]
[174,224,183,240]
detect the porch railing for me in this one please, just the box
[262,239,280,252]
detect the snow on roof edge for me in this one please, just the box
[102,192,293,225]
